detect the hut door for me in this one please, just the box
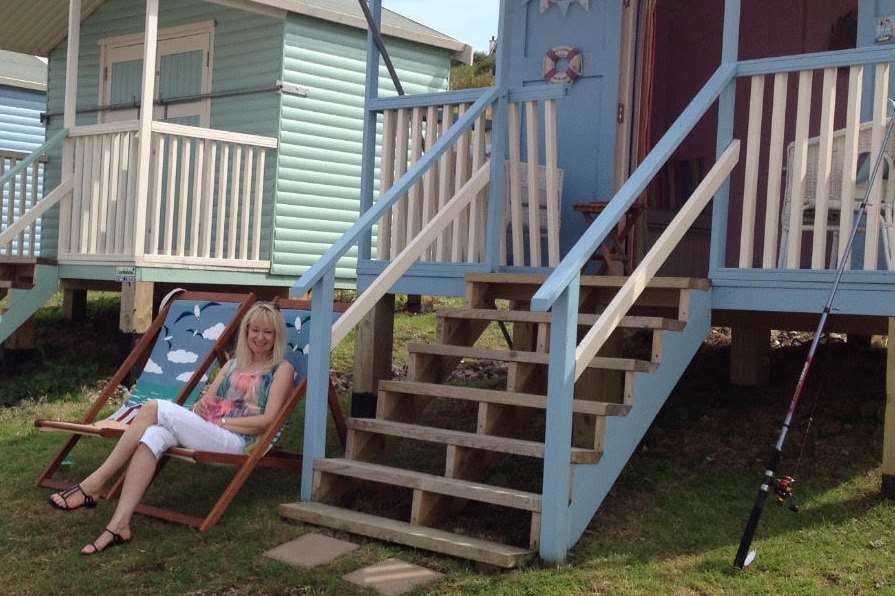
[100,24,212,127]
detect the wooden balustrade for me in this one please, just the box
[376,102,490,264]
[736,60,894,271]
[61,122,141,260]
[0,150,46,257]
[505,98,561,268]
[60,121,275,269]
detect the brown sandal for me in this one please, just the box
[48,484,96,511]
[82,528,130,555]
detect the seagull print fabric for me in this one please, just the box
[107,299,239,423]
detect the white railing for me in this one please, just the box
[59,121,277,269]
[143,122,275,269]
[377,101,489,263]
[734,52,895,271]
[1,149,48,257]
[60,121,140,261]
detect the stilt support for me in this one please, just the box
[63,288,87,321]
[120,281,154,334]
[883,318,895,499]
[730,325,769,386]
[351,293,395,418]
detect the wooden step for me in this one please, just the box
[438,308,686,331]
[408,342,657,373]
[315,458,542,512]
[347,418,600,464]
[279,501,534,568]
[380,380,632,416]
[466,272,710,290]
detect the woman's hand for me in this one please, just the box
[215,361,295,436]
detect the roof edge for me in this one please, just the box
[0,76,47,93]
[253,0,474,62]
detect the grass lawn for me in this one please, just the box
[2,294,894,595]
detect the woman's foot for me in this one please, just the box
[81,526,131,555]
[48,484,99,511]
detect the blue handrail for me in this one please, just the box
[0,129,68,189]
[292,86,499,298]
[530,64,736,312]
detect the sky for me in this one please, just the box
[383,1,500,52]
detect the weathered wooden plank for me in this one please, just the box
[525,100,542,267]
[785,70,813,269]
[378,110,395,260]
[762,72,788,268]
[508,102,524,266]
[405,343,657,372]
[544,98,560,266]
[392,108,409,256]
[865,63,890,270]
[278,502,534,568]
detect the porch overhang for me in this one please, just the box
[0,0,473,63]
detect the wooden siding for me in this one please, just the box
[42,0,284,260]
[273,13,452,281]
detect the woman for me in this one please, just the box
[48,302,295,555]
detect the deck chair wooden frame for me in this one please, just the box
[35,291,258,492]
[113,298,350,532]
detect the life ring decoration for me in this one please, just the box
[543,46,583,85]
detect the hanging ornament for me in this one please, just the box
[539,0,590,15]
[543,46,583,84]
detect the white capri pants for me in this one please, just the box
[139,399,246,459]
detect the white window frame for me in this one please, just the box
[98,21,215,127]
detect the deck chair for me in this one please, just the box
[779,120,895,269]
[35,291,257,491]
[116,297,349,532]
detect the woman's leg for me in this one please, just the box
[49,400,160,509]
[81,443,159,553]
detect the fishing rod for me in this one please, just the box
[733,98,895,570]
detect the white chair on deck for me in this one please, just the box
[779,121,895,270]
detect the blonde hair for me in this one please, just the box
[234,302,287,371]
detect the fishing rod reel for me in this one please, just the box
[773,475,799,512]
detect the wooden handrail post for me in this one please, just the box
[300,270,336,501]
[133,0,158,259]
[540,273,580,563]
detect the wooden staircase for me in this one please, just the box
[280,273,711,567]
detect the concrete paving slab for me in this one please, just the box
[342,558,443,595]
[263,533,358,568]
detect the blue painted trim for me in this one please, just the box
[358,0,382,263]
[495,265,556,275]
[0,128,66,189]
[291,87,499,297]
[567,290,712,545]
[367,87,490,112]
[507,85,569,103]
[539,274,579,563]
[736,45,895,76]
[711,267,895,284]
[712,285,895,316]
[709,0,740,271]
[356,259,489,295]
[530,64,736,312]
[301,271,335,501]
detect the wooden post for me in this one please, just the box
[357,0,381,262]
[132,0,159,258]
[883,318,895,498]
[63,287,87,321]
[730,325,769,386]
[120,281,153,333]
[351,293,395,418]
[58,0,81,254]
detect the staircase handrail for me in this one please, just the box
[291,86,499,298]
[530,64,735,313]
[573,141,740,379]
[0,179,74,249]
[0,129,68,190]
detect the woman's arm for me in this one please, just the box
[219,360,295,435]
[191,360,231,416]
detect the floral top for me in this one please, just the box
[194,360,278,443]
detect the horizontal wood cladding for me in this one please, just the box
[43,0,283,261]
[271,14,452,281]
